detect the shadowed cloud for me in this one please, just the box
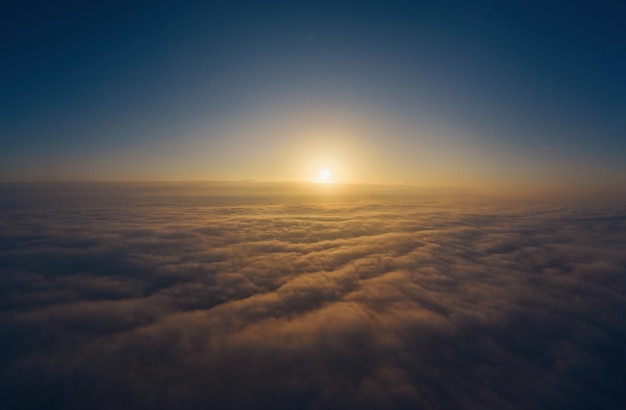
[1,183,625,409]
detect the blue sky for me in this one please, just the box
[1,0,624,192]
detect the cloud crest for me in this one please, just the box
[1,186,626,409]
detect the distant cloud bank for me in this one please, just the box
[1,183,625,409]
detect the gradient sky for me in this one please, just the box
[1,0,625,193]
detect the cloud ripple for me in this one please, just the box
[1,190,626,409]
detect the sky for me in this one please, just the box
[1,0,625,192]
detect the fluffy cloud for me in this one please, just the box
[1,183,625,409]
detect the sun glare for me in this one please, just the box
[316,168,334,183]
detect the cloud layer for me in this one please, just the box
[1,185,626,409]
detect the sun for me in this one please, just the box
[316,168,334,183]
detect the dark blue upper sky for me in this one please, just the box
[1,0,624,190]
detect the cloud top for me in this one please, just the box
[1,183,626,409]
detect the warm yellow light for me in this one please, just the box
[316,168,333,183]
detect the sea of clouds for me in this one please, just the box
[1,182,625,409]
